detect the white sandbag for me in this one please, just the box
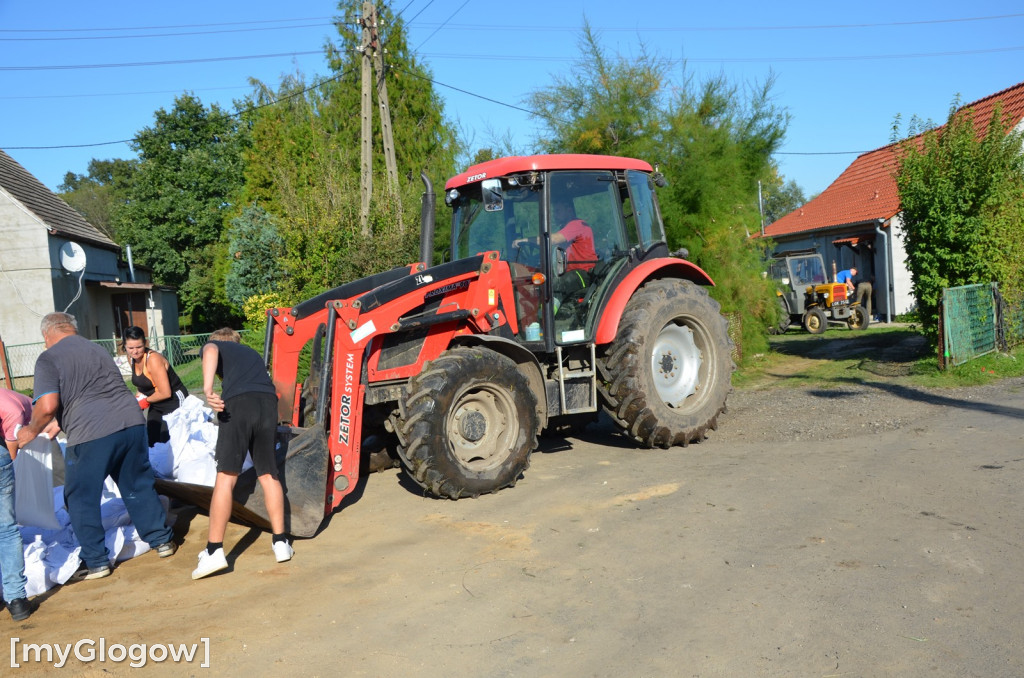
[149,441,174,479]
[13,434,60,530]
[163,395,219,486]
[19,489,82,597]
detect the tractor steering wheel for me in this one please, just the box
[511,238,540,265]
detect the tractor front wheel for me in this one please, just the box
[847,306,870,330]
[397,347,539,499]
[803,307,827,334]
[598,279,734,448]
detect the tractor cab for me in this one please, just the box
[446,156,669,348]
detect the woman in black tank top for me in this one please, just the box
[123,326,189,447]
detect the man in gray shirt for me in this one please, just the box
[17,313,177,579]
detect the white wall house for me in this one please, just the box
[0,149,180,385]
[762,80,1024,322]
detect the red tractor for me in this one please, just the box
[164,155,734,536]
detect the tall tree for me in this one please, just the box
[529,23,665,157]
[114,93,249,329]
[224,206,286,307]
[237,1,459,301]
[895,101,1024,344]
[760,167,807,226]
[658,76,788,354]
[58,158,138,239]
[527,28,788,357]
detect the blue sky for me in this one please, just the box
[1,2,1022,198]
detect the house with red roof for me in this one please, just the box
[762,80,1024,322]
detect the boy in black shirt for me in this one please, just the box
[192,328,292,579]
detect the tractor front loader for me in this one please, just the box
[160,155,735,537]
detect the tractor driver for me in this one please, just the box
[549,201,597,273]
[512,201,597,272]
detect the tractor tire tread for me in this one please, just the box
[597,279,733,448]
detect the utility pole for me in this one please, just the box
[359,2,403,236]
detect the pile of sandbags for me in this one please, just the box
[18,395,233,596]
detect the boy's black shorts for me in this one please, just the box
[214,392,279,478]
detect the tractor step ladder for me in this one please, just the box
[555,343,598,415]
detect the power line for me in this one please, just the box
[413,13,1024,32]
[0,51,322,72]
[0,16,335,33]
[0,86,249,101]
[394,0,419,19]
[776,151,867,156]
[3,68,355,150]
[6,11,1015,35]
[0,22,335,42]
[419,44,1024,64]
[403,0,437,27]
[414,0,470,51]
[391,65,560,123]
[7,40,1021,74]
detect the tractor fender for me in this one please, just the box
[450,334,548,429]
[594,258,716,345]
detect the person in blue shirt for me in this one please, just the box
[836,267,858,295]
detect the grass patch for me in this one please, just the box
[734,324,1024,390]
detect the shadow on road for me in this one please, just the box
[768,327,1024,420]
[770,325,929,363]
[829,376,1024,422]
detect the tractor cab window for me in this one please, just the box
[450,179,544,343]
[768,258,790,283]
[625,170,664,250]
[787,255,827,286]
[546,171,629,344]
[451,181,541,262]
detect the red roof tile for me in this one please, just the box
[764,79,1024,239]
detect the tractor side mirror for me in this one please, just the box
[482,179,503,212]
[554,247,568,276]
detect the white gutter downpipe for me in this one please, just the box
[874,219,893,323]
[126,244,137,283]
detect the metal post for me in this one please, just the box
[0,333,13,390]
[372,34,403,231]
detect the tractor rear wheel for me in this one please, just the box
[847,306,870,330]
[803,307,827,334]
[598,279,733,448]
[768,297,791,335]
[397,347,539,499]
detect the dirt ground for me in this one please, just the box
[7,329,1024,677]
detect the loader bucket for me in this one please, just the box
[155,425,331,538]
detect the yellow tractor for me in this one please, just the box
[768,251,869,334]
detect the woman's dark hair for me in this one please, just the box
[122,325,148,348]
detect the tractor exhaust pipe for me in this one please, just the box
[419,171,436,266]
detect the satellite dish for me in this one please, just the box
[60,242,87,273]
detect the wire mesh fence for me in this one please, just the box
[2,332,232,393]
[939,283,998,368]
[938,282,1024,370]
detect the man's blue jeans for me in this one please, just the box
[0,454,28,602]
[64,425,173,569]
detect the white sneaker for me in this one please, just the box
[272,540,294,563]
[191,548,228,580]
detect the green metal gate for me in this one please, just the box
[940,283,997,367]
